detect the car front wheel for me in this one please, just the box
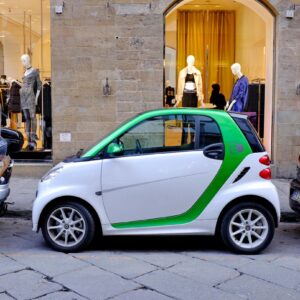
[41,202,95,252]
[220,202,275,254]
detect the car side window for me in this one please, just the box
[198,116,223,149]
[106,114,200,157]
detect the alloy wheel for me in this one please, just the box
[47,207,86,248]
[229,208,269,249]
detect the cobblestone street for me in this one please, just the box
[0,216,300,300]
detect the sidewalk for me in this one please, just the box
[5,177,294,214]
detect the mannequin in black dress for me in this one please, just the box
[175,55,204,108]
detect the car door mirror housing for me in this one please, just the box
[107,142,124,156]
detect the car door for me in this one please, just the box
[101,113,224,224]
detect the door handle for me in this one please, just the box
[203,143,224,160]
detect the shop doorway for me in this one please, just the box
[164,0,275,155]
[0,0,52,161]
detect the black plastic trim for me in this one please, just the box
[233,167,250,183]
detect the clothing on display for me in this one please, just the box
[42,82,52,149]
[177,65,203,106]
[20,68,42,149]
[165,86,175,106]
[229,75,249,112]
[0,82,9,126]
[182,73,198,107]
[8,82,21,113]
[210,83,226,110]
[20,69,42,113]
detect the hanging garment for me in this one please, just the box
[43,82,52,149]
[182,73,198,107]
[43,83,52,122]
[8,82,21,113]
[229,75,249,112]
[20,69,42,115]
[165,86,175,106]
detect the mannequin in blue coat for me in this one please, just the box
[227,63,248,112]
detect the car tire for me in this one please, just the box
[220,202,275,254]
[41,201,96,252]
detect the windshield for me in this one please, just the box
[81,113,141,157]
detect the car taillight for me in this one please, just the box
[259,168,272,180]
[259,155,271,166]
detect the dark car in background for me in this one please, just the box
[290,156,300,214]
[0,127,24,215]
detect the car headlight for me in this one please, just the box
[41,166,63,182]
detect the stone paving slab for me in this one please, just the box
[111,289,173,300]
[0,254,25,276]
[238,260,300,290]
[135,269,244,300]
[72,251,158,279]
[167,259,240,286]
[0,293,14,300]
[37,291,87,300]
[0,270,62,300]
[272,256,300,272]
[218,274,300,300]
[54,266,141,300]
[183,251,253,269]
[10,249,91,278]
[124,251,191,268]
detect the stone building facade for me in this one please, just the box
[50,0,300,178]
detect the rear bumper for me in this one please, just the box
[0,184,10,204]
[290,179,300,214]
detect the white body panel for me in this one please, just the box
[102,151,222,223]
[32,152,280,237]
[32,160,108,232]
[198,152,280,222]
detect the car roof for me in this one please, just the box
[137,108,230,116]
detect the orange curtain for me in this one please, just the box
[177,10,235,101]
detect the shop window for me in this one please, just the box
[164,0,275,155]
[0,0,51,161]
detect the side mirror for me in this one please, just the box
[107,142,124,156]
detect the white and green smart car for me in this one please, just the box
[32,109,280,254]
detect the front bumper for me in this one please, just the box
[290,179,300,214]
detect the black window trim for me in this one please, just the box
[102,113,224,159]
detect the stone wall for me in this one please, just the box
[51,0,300,178]
[51,0,169,162]
[269,0,300,177]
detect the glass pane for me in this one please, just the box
[199,116,223,148]
[0,0,51,159]
[121,119,164,152]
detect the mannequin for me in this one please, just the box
[165,80,175,107]
[176,55,204,108]
[227,63,248,112]
[19,54,42,150]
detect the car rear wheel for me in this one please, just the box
[41,202,95,252]
[220,202,275,254]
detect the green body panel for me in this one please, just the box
[83,108,252,229]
